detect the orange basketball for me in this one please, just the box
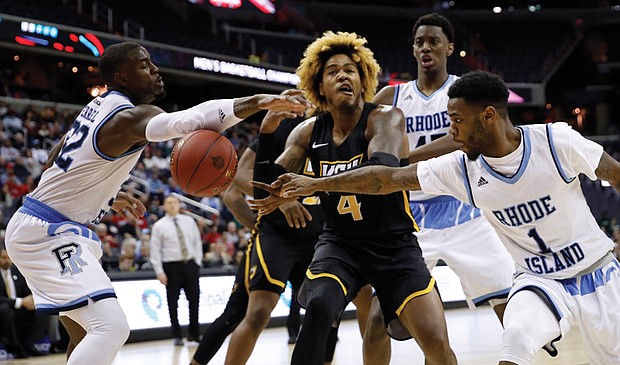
[169,130,238,197]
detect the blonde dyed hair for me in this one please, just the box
[297,31,381,111]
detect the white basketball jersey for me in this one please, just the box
[31,91,145,225]
[418,122,613,279]
[394,75,457,202]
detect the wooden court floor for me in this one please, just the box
[1,306,589,365]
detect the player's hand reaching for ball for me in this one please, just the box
[256,90,312,117]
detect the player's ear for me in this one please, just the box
[483,105,496,124]
[319,82,325,96]
[446,42,454,57]
[113,72,128,87]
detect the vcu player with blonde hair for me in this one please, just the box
[252,31,457,365]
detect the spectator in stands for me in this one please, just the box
[150,195,203,346]
[135,229,152,270]
[0,245,49,358]
[22,149,42,179]
[11,157,29,183]
[0,138,20,161]
[2,109,23,134]
[222,221,240,256]
[118,254,138,272]
[145,147,169,170]
[204,238,233,267]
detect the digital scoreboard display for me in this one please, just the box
[0,15,106,57]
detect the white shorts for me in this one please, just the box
[416,215,515,309]
[5,197,116,314]
[509,254,620,364]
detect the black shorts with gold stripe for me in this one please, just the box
[247,222,317,294]
[299,231,433,341]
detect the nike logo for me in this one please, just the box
[256,160,269,165]
[312,142,329,149]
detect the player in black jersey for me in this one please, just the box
[252,31,457,365]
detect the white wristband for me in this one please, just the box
[145,98,242,142]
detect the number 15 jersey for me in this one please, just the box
[31,90,145,225]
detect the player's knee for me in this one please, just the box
[364,309,386,342]
[500,320,537,363]
[305,295,338,325]
[244,304,272,330]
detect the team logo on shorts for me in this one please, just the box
[52,243,88,276]
[250,265,257,280]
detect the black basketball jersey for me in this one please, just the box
[251,117,323,238]
[308,103,417,239]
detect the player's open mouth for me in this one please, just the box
[421,55,434,67]
[339,84,353,95]
[156,77,164,86]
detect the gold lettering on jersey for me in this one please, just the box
[319,154,364,177]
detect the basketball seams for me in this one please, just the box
[185,132,221,191]
[170,130,238,197]
[194,138,237,195]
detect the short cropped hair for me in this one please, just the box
[297,31,381,111]
[412,13,455,43]
[447,70,509,113]
[98,42,142,84]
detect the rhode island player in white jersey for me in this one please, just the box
[267,70,620,365]
[367,13,514,364]
[4,42,310,365]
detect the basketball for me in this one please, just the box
[169,130,238,197]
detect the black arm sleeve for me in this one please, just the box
[253,133,289,199]
[355,151,400,168]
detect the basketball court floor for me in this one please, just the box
[1,306,589,365]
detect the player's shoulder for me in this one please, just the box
[372,84,397,104]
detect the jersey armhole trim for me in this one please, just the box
[392,84,400,106]
[546,123,575,184]
[460,155,477,208]
[92,105,146,161]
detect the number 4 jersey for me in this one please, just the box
[308,102,418,239]
[418,122,613,279]
[31,91,144,225]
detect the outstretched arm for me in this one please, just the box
[269,163,421,198]
[595,151,620,192]
[409,134,462,163]
[99,91,311,157]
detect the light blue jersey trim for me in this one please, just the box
[413,75,455,101]
[480,127,531,184]
[546,123,575,184]
[92,104,146,161]
[20,196,101,244]
[560,257,619,296]
[20,196,70,223]
[36,289,117,314]
[472,288,511,307]
[392,84,400,106]
[409,197,482,229]
[460,155,476,207]
[100,90,132,103]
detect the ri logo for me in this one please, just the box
[52,243,88,276]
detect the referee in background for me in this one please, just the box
[150,195,203,346]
